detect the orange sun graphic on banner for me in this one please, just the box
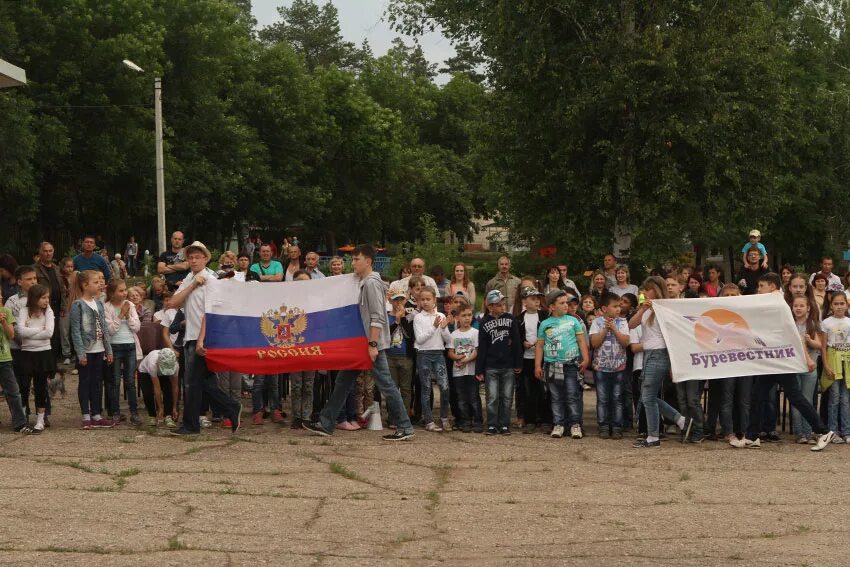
[684,309,766,351]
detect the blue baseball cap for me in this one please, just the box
[485,290,505,305]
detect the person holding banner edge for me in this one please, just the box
[628,276,693,448]
[303,245,415,441]
[169,241,242,436]
[730,272,835,451]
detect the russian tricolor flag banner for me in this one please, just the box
[203,274,372,374]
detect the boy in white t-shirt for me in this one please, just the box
[448,304,479,433]
[518,286,546,433]
[589,292,630,438]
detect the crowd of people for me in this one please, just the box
[0,228,847,452]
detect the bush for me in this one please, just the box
[388,214,458,282]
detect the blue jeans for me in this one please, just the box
[109,343,138,416]
[417,350,449,425]
[319,350,413,434]
[0,361,27,429]
[828,380,850,436]
[546,363,581,427]
[675,379,704,440]
[252,374,280,413]
[792,370,818,436]
[182,341,239,433]
[595,370,624,431]
[485,368,515,428]
[640,349,683,438]
[77,352,105,417]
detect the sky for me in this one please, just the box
[251,0,455,82]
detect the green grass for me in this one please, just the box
[115,467,141,478]
[328,462,366,483]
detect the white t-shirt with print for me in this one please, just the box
[449,327,478,376]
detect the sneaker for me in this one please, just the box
[222,418,233,429]
[14,425,33,434]
[844,435,850,444]
[570,424,582,439]
[92,418,115,429]
[271,409,285,424]
[169,428,199,437]
[500,427,511,435]
[724,433,738,444]
[80,420,92,430]
[231,403,242,433]
[766,431,781,442]
[461,425,473,433]
[473,424,484,433]
[612,430,623,440]
[523,424,535,434]
[164,416,177,429]
[680,417,694,443]
[348,420,361,431]
[336,421,357,431]
[130,414,143,426]
[632,438,661,448]
[796,435,809,444]
[302,421,332,437]
[485,426,497,435]
[730,437,757,448]
[382,430,414,441]
[290,418,302,430]
[424,422,443,432]
[598,430,610,439]
[62,358,71,365]
[441,419,452,432]
[252,411,264,426]
[145,416,157,427]
[111,415,122,427]
[200,416,212,428]
[71,368,78,375]
[688,436,704,444]
[748,438,761,448]
[551,425,565,439]
[33,421,44,433]
[831,435,845,444]
[812,431,835,451]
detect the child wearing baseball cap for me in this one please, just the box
[741,229,768,270]
[475,290,523,435]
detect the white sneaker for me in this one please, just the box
[71,368,78,375]
[570,424,582,439]
[812,431,835,452]
[164,416,176,429]
[441,418,452,432]
[34,420,45,432]
[62,358,71,365]
[748,438,761,448]
[551,425,564,438]
[730,437,758,448]
[200,416,212,428]
[831,435,845,444]
[844,435,850,444]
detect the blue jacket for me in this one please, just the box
[73,253,112,282]
[69,298,112,361]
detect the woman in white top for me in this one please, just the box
[16,284,55,432]
[628,276,688,448]
[610,265,639,298]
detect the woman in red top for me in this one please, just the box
[703,264,723,297]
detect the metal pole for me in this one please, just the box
[154,77,166,254]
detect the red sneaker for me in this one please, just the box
[271,410,285,423]
[222,418,233,429]
[80,420,92,430]
[252,411,264,425]
[92,418,115,429]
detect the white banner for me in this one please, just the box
[651,293,807,383]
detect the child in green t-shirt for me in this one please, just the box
[535,290,589,440]
[0,290,34,433]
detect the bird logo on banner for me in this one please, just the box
[260,304,308,348]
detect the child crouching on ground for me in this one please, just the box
[138,348,179,426]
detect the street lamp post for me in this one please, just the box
[124,59,166,255]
